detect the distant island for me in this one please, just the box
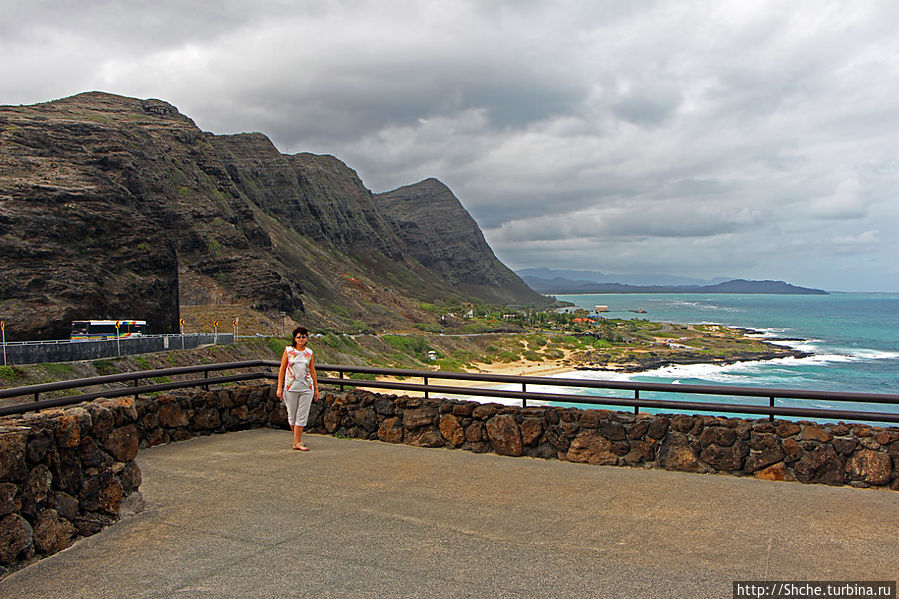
[521,277,829,295]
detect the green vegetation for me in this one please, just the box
[0,365,27,384]
[42,363,76,378]
[382,335,432,362]
[267,337,290,355]
[318,333,343,349]
[522,350,543,362]
[435,357,467,371]
[330,304,352,319]
[349,320,374,334]
[348,372,377,380]
[93,359,118,376]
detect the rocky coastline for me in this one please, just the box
[568,334,810,373]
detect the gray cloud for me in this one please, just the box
[2,0,897,291]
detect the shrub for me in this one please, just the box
[527,335,547,348]
[543,348,565,360]
[43,363,75,378]
[319,333,343,348]
[436,357,466,371]
[495,350,520,363]
[348,372,376,380]
[0,365,26,383]
[93,359,118,376]
[382,335,432,361]
[267,337,289,356]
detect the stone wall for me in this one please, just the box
[0,397,142,576]
[305,390,899,490]
[0,383,274,576]
[2,384,897,575]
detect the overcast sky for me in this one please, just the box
[3,1,897,292]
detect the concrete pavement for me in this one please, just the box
[1,428,896,598]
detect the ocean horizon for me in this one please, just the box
[479,292,899,423]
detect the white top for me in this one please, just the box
[284,347,314,392]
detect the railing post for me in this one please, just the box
[339,371,344,392]
[203,370,209,391]
[34,392,39,403]
[522,382,527,408]
[134,378,139,401]
[634,390,639,415]
[769,397,775,422]
[424,376,429,399]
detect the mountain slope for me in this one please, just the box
[376,179,545,305]
[0,92,545,340]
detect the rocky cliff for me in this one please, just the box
[0,92,546,340]
[376,179,541,305]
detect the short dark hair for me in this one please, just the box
[292,326,309,347]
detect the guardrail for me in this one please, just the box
[317,365,899,424]
[0,360,276,416]
[1,361,897,424]
[1,333,233,346]
[1,333,235,365]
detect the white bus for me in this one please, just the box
[70,320,147,340]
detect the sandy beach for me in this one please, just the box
[369,350,583,398]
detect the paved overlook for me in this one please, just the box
[2,430,896,598]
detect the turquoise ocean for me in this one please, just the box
[491,293,898,423]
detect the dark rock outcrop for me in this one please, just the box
[0,92,546,340]
[377,179,545,305]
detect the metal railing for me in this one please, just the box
[0,360,276,416]
[319,365,899,424]
[1,361,897,424]
[1,333,234,346]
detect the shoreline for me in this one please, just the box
[368,327,815,397]
[373,337,810,398]
[375,353,579,396]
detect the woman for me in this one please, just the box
[276,326,319,450]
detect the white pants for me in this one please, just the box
[283,388,314,427]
